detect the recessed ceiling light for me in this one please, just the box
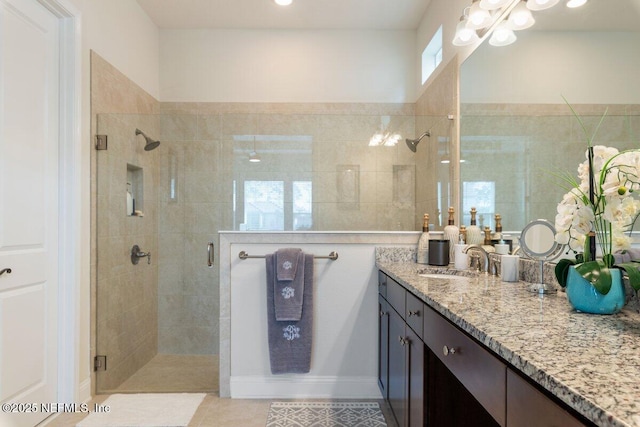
[274,0,293,6]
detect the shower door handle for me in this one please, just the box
[207,242,214,267]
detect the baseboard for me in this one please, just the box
[230,375,382,399]
[78,377,92,403]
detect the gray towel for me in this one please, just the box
[273,250,305,321]
[266,253,313,374]
[276,248,302,280]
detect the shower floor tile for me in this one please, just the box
[113,354,218,393]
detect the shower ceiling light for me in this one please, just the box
[249,151,261,162]
[273,0,292,5]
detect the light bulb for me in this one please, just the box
[508,1,535,30]
[479,0,511,10]
[452,18,480,46]
[527,0,560,10]
[273,0,292,5]
[467,1,492,29]
[566,0,587,7]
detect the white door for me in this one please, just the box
[0,0,60,426]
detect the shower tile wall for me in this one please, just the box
[156,102,418,353]
[95,113,160,391]
[91,52,161,392]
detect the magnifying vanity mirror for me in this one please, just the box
[519,219,564,294]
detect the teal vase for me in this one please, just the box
[566,266,625,314]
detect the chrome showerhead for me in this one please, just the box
[135,128,161,151]
[405,131,431,152]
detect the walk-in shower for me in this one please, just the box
[405,131,430,152]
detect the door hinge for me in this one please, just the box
[95,135,108,150]
[94,355,107,372]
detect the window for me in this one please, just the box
[244,181,284,230]
[462,181,496,229]
[422,26,443,84]
[243,180,312,231]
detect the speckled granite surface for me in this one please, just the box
[377,259,640,427]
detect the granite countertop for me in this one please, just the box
[376,259,640,427]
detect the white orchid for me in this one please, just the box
[554,100,640,295]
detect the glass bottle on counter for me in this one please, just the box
[443,207,459,263]
[417,213,430,264]
[466,207,483,245]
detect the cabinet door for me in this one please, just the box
[378,295,389,398]
[407,327,425,427]
[507,369,588,427]
[388,308,408,427]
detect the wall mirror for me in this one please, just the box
[458,0,640,233]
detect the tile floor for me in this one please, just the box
[43,354,396,427]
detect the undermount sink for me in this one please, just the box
[419,273,469,280]
[417,268,478,279]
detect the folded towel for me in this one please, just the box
[276,248,302,280]
[614,248,640,264]
[266,253,314,374]
[274,250,305,321]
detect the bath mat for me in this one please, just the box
[76,393,205,427]
[266,401,387,427]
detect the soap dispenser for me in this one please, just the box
[482,226,496,253]
[454,232,469,270]
[443,207,459,263]
[466,207,483,245]
[416,213,430,264]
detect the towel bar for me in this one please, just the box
[238,251,338,260]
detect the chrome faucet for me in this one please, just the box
[463,244,489,273]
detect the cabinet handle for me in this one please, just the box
[0,268,12,276]
[408,310,420,317]
[379,310,388,317]
[443,345,457,356]
[399,336,406,346]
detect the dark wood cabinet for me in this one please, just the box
[507,369,589,427]
[378,271,593,427]
[378,295,389,399]
[407,326,425,427]
[388,306,408,426]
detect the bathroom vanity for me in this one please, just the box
[377,259,640,427]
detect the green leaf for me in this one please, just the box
[603,253,615,268]
[614,261,640,291]
[575,260,612,295]
[554,258,576,288]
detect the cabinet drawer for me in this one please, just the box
[507,369,588,427]
[386,277,406,316]
[424,307,506,427]
[378,271,387,298]
[405,291,424,341]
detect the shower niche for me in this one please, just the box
[127,163,144,216]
